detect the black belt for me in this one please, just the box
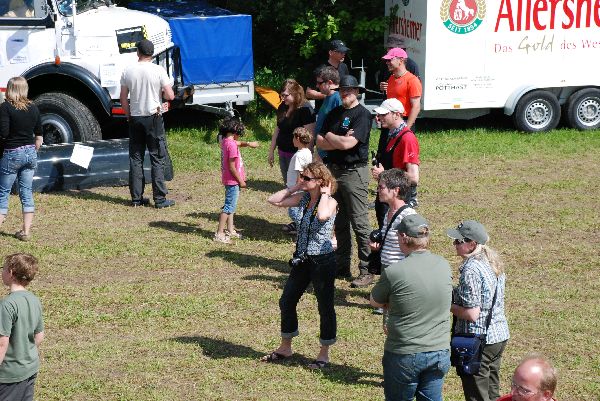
[328,162,367,170]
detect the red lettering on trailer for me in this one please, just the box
[495,0,600,31]
[389,10,423,41]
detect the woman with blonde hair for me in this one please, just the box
[0,76,43,241]
[262,161,338,369]
[447,220,510,401]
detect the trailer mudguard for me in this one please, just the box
[503,85,538,116]
[22,62,112,116]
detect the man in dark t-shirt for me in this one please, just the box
[306,39,350,112]
[317,75,373,288]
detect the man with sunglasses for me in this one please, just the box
[316,75,373,287]
[498,354,557,401]
[314,66,341,163]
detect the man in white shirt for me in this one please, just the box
[120,39,175,208]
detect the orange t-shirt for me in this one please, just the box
[386,71,422,118]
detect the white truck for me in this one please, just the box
[385,0,600,131]
[0,0,254,145]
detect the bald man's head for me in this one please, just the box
[511,354,556,401]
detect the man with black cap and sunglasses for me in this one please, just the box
[306,39,350,112]
[120,38,176,209]
[316,75,373,287]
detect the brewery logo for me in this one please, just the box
[440,0,485,34]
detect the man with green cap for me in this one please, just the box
[370,213,453,401]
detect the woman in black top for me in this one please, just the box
[0,76,43,241]
[268,79,315,184]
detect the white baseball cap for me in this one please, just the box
[373,98,405,115]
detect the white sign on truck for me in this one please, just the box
[386,0,600,131]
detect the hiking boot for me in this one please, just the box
[131,197,150,207]
[155,199,175,209]
[351,272,374,288]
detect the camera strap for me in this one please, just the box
[381,204,410,245]
[294,193,321,256]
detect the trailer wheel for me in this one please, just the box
[513,90,561,132]
[566,88,600,130]
[34,92,102,144]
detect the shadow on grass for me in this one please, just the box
[57,189,130,206]
[206,250,289,274]
[188,212,285,241]
[149,220,200,235]
[247,178,283,194]
[173,335,382,386]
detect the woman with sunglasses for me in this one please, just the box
[263,161,338,369]
[268,79,315,234]
[447,220,510,401]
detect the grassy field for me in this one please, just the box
[1,111,599,400]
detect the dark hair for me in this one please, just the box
[218,117,245,137]
[4,253,39,285]
[319,66,340,85]
[379,168,410,199]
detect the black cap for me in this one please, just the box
[330,39,350,53]
[137,39,154,56]
[336,75,365,93]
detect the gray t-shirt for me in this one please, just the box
[0,290,44,383]
[371,250,452,355]
[120,61,172,116]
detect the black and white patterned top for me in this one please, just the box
[295,193,336,256]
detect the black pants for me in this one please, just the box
[0,374,36,401]
[128,115,169,203]
[279,252,337,345]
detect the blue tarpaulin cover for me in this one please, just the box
[129,1,253,85]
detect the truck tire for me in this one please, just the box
[34,92,102,144]
[513,90,561,132]
[566,88,600,130]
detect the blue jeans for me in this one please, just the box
[383,349,451,401]
[0,146,37,215]
[279,252,337,345]
[222,185,239,214]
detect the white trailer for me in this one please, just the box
[385,0,600,131]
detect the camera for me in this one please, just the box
[369,228,383,245]
[371,150,379,167]
[288,252,308,268]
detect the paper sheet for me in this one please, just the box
[69,144,94,169]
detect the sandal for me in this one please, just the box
[15,231,31,242]
[225,229,242,239]
[213,233,231,244]
[307,360,329,370]
[260,351,291,363]
[282,222,297,235]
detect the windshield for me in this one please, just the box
[57,0,110,16]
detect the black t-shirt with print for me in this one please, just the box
[320,103,372,165]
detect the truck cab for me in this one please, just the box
[0,0,174,144]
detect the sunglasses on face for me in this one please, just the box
[453,238,473,245]
[300,174,318,182]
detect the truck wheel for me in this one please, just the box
[513,90,561,132]
[34,92,102,144]
[566,88,600,130]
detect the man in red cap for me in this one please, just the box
[380,47,422,130]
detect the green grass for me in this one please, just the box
[1,115,598,400]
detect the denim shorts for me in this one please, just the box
[222,184,240,214]
[0,146,37,215]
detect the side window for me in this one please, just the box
[1,0,36,18]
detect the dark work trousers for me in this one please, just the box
[459,340,508,401]
[331,165,371,275]
[0,374,37,401]
[375,194,389,229]
[279,252,337,345]
[128,114,169,203]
